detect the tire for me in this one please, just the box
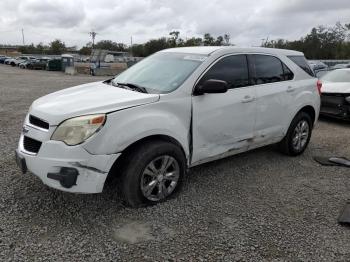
[10,62,15,67]
[119,141,186,207]
[278,112,313,156]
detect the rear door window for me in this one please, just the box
[251,55,285,84]
[288,56,314,77]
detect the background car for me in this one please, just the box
[309,61,330,79]
[0,56,10,64]
[19,60,32,69]
[4,57,17,65]
[315,70,330,79]
[319,69,350,119]
[309,61,328,71]
[12,56,36,67]
[331,63,350,70]
[27,58,50,70]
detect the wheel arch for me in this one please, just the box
[104,134,188,190]
[279,104,316,156]
[281,104,317,142]
[296,105,316,126]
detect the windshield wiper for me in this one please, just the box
[116,82,148,93]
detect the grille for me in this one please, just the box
[29,115,49,130]
[23,136,42,154]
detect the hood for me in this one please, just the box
[30,81,160,125]
[321,81,350,94]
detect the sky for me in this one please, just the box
[0,0,349,48]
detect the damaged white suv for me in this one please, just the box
[16,47,320,207]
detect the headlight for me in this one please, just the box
[346,96,350,103]
[51,114,106,145]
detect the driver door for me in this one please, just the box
[191,54,256,164]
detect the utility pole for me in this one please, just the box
[21,28,25,45]
[261,38,265,46]
[261,36,269,47]
[130,36,133,56]
[89,31,97,48]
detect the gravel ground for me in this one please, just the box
[1,64,350,261]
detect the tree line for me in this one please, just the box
[16,39,67,55]
[11,32,232,57]
[129,32,231,57]
[262,22,350,59]
[78,32,231,57]
[5,22,350,59]
[13,39,127,55]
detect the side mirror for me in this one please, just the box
[194,79,228,95]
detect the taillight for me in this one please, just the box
[317,80,322,95]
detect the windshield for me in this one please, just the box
[321,70,350,83]
[112,52,206,94]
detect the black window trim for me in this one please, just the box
[192,53,253,95]
[247,53,295,87]
[281,61,294,81]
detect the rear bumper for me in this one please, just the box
[16,134,120,193]
[320,107,350,119]
[320,93,350,119]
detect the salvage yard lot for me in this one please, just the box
[1,64,350,261]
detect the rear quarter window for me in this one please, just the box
[288,56,314,77]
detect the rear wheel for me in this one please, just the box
[119,141,186,207]
[278,112,312,156]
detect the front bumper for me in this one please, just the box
[16,122,120,193]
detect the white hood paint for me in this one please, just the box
[321,81,350,94]
[30,81,160,125]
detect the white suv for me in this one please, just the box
[16,47,320,207]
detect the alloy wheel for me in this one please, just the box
[140,155,180,201]
[292,120,310,151]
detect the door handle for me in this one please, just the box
[241,95,255,103]
[287,86,295,93]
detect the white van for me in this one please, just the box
[16,47,320,207]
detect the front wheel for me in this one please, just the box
[278,112,312,156]
[119,141,186,207]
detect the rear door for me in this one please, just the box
[249,54,295,146]
[191,54,256,164]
